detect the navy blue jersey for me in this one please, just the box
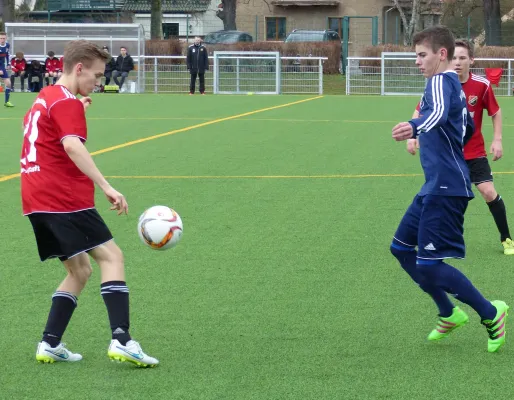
[409,71,475,198]
[0,42,10,66]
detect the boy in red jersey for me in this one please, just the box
[10,51,26,92]
[44,51,62,86]
[21,40,158,367]
[408,39,513,255]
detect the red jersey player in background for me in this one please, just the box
[21,40,158,367]
[10,51,27,92]
[44,50,62,86]
[408,39,513,255]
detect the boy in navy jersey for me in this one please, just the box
[391,26,508,353]
[0,31,14,107]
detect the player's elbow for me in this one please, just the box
[62,136,83,154]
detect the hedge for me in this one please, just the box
[145,39,342,74]
[360,44,514,69]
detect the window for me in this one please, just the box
[162,23,179,39]
[266,17,286,41]
[328,17,343,38]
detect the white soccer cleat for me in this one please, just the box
[36,341,83,363]
[108,339,159,367]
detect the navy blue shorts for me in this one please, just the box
[0,66,8,79]
[393,195,470,263]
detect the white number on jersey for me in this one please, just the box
[20,111,41,165]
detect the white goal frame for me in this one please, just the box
[213,51,281,95]
[380,51,422,96]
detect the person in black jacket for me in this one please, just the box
[26,59,44,92]
[112,46,134,91]
[102,45,116,86]
[186,37,209,95]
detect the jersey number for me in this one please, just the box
[461,107,467,143]
[20,111,41,165]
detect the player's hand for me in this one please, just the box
[103,187,128,215]
[392,122,414,141]
[80,96,92,112]
[490,139,503,161]
[0,70,3,76]
[406,138,419,155]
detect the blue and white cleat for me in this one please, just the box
[36,341,83,363]
[108,339,159,367]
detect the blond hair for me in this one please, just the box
[63,40,111,74]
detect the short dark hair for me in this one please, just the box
[48,51,55,57]
[0,32,6,36]
[455,39,474,58]
[412,25,455,61]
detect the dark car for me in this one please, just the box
[284,29,341,43]
[285,29,343,73]
[203,30,253,44]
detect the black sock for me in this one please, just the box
[42,291,78,348]
[45,77,49,86]
[487,194,511,242]
[101,281,131,345]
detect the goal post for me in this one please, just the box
[213,51,281,95]
[381,52,425,96]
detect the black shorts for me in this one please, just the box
[466,157,493,185]
[28,209,113,262]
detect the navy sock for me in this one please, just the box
[5,87,10,103]
[391,240,454,317]
[417,261,496,321]
[42,291,78,348]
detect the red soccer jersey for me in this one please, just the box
[45,57,61,73]
[10,58,26,73]
[59,57,64,71]
[415,73,500,160]
[20,85,94,215]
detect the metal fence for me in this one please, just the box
[9,55,327,94]
[346,56,514,96]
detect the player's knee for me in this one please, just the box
[68,263,93,285]
[390,239,415,259]
[478,184,497,202]
[416,261,444,284]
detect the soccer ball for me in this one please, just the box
[137,206,183,250]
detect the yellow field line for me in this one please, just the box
[0,96,323,183]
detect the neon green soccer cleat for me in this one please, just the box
[482,300,509,353]
[501,238,514,255]
[4,101,14,108]
[427,307,469,341]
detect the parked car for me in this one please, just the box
[284,29,343,74]
[284,29,341,43]
[203,30,253,44]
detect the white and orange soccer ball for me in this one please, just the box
[137,205,183,250]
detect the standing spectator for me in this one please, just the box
[10,51,27,92]
[45,51,61,86]
[186,36,208,95]
[112,46,134,91]
[27,59,44,92]
[102,45,116,86]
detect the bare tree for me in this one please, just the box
[393,0,422,46]
[0,0,16,31]
[216,0,237,30]
[150,0,163,39]
[483,0,502,45]
[475,7,514,45]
